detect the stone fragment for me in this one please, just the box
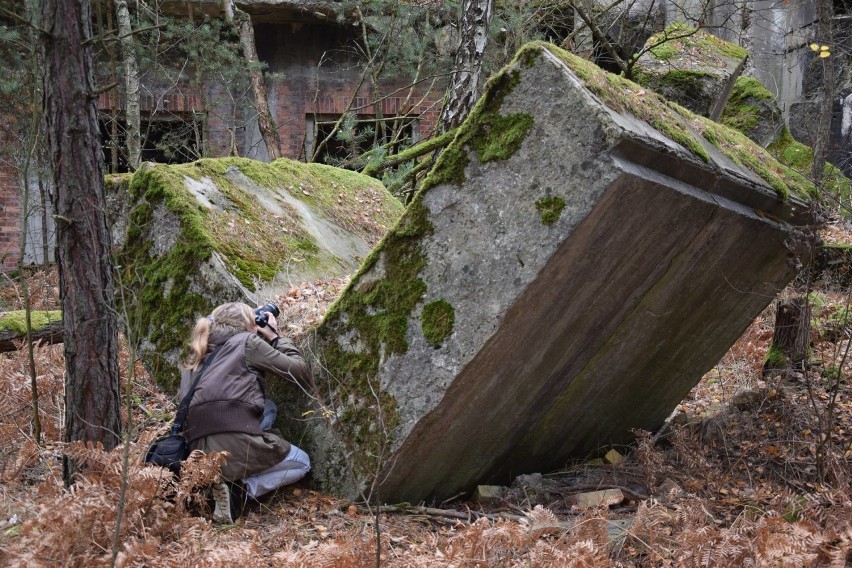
[633,23,747,120]
[657,478,684,498]
[574,489,625,510]
[603,449,626,465]
[473,485,504,503]
[295,41,812,504]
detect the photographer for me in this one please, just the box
[178,301,312,523]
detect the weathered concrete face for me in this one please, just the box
[302,42,812,504]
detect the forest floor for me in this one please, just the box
[1,221,852,566]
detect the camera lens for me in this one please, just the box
[254,303,279,328]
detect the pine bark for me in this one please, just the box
[40,0,122,472]
[440,0,494,132]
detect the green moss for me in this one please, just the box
[421,299,455,347]
[655,116,711,162]
[0,310,62,334]
[649,42,677,60]
[729,76,775,103]
[766,128,852,206]
[534,196,566,225]
[315,197,436,470]
[658,69,712,91]
[720,77,776,134]
[763,344,787,368]
[646,22,747,64]
[421,69,532,191]
[768,128,812,171]
[111,158,400,392]
[472,113,534,162]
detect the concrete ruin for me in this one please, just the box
[105,157,402,391]
[290,41,815,504]
[633,23,748,121]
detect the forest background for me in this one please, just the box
[2,0,852,565]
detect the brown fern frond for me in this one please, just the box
[2,439,39,483]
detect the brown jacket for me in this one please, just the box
[178,329,310,480]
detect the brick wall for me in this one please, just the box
[0,158,22,271]
[0,18,446,272]
[256,21,445,161]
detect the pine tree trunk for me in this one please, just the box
[223,0,281,160]
[116,0,141,170]
[440,0,494,132]
[41,0,123,478]
[763,297,811,375]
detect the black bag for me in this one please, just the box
[145,350,218,474]
[145,428,189,474]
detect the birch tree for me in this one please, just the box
[115,0,141,170]
[441,0,494,132]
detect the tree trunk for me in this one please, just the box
[763,298,811,376]
[222,0,281,160]
[116,0,141,170]
[440,0,494,132]
[810,0,835,185]
[40,0,123,478]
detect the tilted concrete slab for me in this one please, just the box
[292,41,813,504]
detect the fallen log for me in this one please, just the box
[0,321,63,352]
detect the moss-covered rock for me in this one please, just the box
[767,128,852,208]
[720,76,784,147]
[300,40,814,504]
[633,22,747,121]
[534,41,815,201]
[107,157,403,392]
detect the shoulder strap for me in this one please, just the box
[171,349,219,435]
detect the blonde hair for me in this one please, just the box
[184,302,255,370]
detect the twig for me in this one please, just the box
[354,503,528,523]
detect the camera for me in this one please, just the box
[254,303,280,328]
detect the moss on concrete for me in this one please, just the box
[658,69,713,92]
[646,22,747,63]
[767,128,852,204]
[421,299,455,347]
[316,197,436,471]
[111,157,398,392]
[721,76,776,133]
[535,196,566,225]
[0,310,62,333]
[522,40,813,200]
[421,69,533,191]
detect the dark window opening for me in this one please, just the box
[835,0,851,15]
[312,114,418,168]
[99,113,203,173]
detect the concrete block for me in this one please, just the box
[634,23,748,120]
[299,41,812,503]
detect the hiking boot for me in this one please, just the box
[211,482,233,524]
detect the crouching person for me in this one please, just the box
[179,302,312,523]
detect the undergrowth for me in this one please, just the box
[0,266,851,566]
